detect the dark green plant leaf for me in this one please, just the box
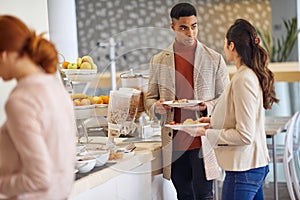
[256,17,300,62]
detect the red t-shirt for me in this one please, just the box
[172,40,201,151]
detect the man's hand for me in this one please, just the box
[154,99,171,115]
[182,101,207,111]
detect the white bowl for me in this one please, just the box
[75,156,96,173]
[80,150,110,167]
[61,69,97,82]
[76,144,86,154]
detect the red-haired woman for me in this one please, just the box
[0,15,76,199]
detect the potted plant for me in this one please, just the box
[257,17,300,62]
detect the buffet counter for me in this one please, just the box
[227,62,300,82]
[69,137,162,200]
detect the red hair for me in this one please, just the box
[0,15,58,74]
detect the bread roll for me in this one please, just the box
[71,93,88,100]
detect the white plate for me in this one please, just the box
[106,160,117,164]
[165,123,209,130]
[123,151,135,158]
[162,100,203,108]
[74,105,95,110]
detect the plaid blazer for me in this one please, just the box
[145,40,230,180]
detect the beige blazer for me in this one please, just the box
[206,65,270,171]
[145,41,230,180]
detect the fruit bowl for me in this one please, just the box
[61,69,97,82]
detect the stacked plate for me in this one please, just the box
[61,69,97,82]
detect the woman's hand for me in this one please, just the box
[198,117,211,123]
[183,126,208,137]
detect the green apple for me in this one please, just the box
[68,63,78,69]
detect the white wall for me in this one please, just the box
[0,0,49,34]
[0,0,79,125]
[47,0,78,62]
[270,0,298,61]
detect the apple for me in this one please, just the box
[68,63,78,69]
[80,62,92,69]
[92,63,97,70]
[81,56,94,64]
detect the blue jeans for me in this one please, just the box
[222,165,269,200]
[171,149,213,200]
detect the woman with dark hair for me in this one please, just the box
[0,15,76,199]
[189,19,279,199]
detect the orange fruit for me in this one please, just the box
[93,96,103,104]
[62,61,70,69]
[100,95,109,104]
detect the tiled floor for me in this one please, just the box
[216,182,291,200]
[264,182,290,200]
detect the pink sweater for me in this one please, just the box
[0,74,76,200]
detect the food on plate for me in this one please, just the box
[183,118,200,125]
[169,121,176,125]
[168,119,199,126]
[172,99,189,103]
[109,152,123,160]
[169,121,181,125]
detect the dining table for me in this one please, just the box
[265,115,291,200]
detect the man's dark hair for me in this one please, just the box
[170,3,197,19]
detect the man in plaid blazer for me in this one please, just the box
[145,2,229,200]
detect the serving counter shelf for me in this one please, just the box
[70,137,162,200]
[74,106,108,119]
